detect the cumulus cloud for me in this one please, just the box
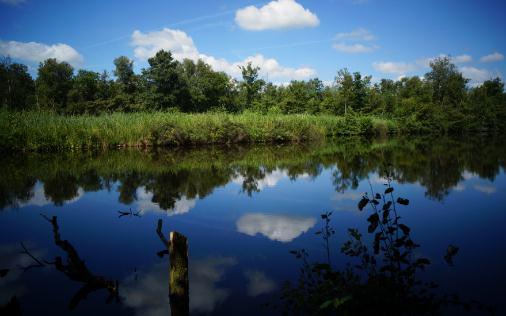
[372,61,417,75]
[134,187,196,216]
[235,0,319,31]
[480,52,504,63]
[335,28,375,41]
[460,66,495,86]
[244,270,276,296]
[333,42,377,53]
[121,257,236,316]
[236,213,316,242]
[131,28,316,81]
[0,40,83,66]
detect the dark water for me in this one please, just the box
[1,137,505,315]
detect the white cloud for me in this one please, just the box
[453,54,472,64]
[335,28,375,41]
[480,52,504,63]
[372,61,417,75]
[333,42,377,53]
[134,187,196,216]
[0,0,25,6]
[460,66,495,86]
[0,40,83,67]
[244,270,276,296]
[235,0,319,31]
[131,28,316,81]
[121,257,236,316]
[236,213,316,242]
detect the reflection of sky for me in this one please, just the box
[236,213,316,242]
[0,243,46,303]
[232,168,311,192]
[17,181,84,208]
[121,256,236,316]
[1,166,505,314]
[134,187,197,216]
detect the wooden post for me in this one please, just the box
[169,231,189,316]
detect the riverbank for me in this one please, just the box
[0,111,398,151]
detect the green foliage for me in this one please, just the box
[36,58,74,112]
[1,50,505,136]
[0,57,35,110]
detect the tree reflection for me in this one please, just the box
[41,214,119,310]
[1,136,505,210]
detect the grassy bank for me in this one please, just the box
[0,111,398,151]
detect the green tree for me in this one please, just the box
[36,58,74,111]
[0,57,35,110]
[425,57,468,108]
[180,59,233,112]
[113,56,135,92]
[143,50,189,111]
[239,62,264,110]
[335,68,353,115]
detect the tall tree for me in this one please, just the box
[36,58,74,111]
[239,62,264,110]
[113,56,135,92]
[0,57,35,110]
[425,57,468,107]
[335,68,353,115]
[143,50,189,110]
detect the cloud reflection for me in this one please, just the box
[236,213,316,242]
[121,256,236,316]
[134,187,196,216]
[244,270,276,297]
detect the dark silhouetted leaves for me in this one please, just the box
[385,187,394,194]
[367,213,379,233]
[358,198,369,211]
[399,224,410,235]
[397,198,410,205]
[444,245,459,266]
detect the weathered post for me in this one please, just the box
[169,231,189,316]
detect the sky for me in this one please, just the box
[0,0,505,86]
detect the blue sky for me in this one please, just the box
[1,0,505,85]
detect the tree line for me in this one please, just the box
[1,50,505,133]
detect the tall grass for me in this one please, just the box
[0,110,399,151]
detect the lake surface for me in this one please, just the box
[1,137,505,315]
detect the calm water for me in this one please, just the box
[1,137,505,315]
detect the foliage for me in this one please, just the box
[280,178,485,315]
[0,50,505,134]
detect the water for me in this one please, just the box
[1,137,505,315]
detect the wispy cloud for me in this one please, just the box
[333,42,377,53]
[335,28,375,41]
